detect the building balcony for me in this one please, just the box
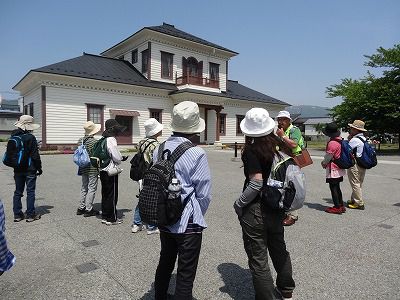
[176,75,219,89]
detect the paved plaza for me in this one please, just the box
[0,148,399,299]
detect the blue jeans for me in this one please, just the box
[132,205,157,230]
[13,173,37,217]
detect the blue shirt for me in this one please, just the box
[153,136,212,234]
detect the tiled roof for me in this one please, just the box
[17,54,286,106]
[146,23,238,54]
[27,53,177,90]
[171,81,288,106]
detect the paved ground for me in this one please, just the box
[0,148,399,300]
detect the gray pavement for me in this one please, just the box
[0,148,399,299]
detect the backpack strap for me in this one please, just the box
[140,139,156,154]
[356,136,367,143]
[169,141,195,164]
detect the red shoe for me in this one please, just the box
[340,206,346,213]
[325,206,343,214]
[282,215,296,226]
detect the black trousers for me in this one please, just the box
[240,201,295,300]
[155,231,202,300]
[100,171,118,222]
[327,177,343,207]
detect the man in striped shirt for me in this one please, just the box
[154,101,211,300]
[76,121,101,217]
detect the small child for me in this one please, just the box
[321,123,346,214]
[0,199,16,276]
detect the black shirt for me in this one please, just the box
[241,148,272,190]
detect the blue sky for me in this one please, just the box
[0,0,399,107]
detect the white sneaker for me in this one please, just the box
[147,228,160,235]
[105,219,123,226]
[131,224,144,233]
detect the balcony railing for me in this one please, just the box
[176,75,219,89]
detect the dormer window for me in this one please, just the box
[132,49,138,64]
[142,49,149,74]
[210,63,219,80]
[161,51,174,79]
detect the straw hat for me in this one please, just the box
[144,118,163,137]
[84,121,101,136]
[14,115,40,131]
[170,101,205,134]
[348,120,367,132]
[240,108,275,137]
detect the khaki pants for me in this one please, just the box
[347,164,366,205]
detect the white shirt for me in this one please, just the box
[101,137,123,172]
[349,133,366,158]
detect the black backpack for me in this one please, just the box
[138,141,194,226]
[129,139,156,181]
[90,137,111,169]
[2,134,32,168]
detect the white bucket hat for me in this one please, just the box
[240,108,275,137]
[170,101,205,134]
[14,115,40,131]
[144,118,163,137]
[276,110,292,121]
[84,121,101,136]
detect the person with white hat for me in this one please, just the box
[131,118,163,235]
[7,115,42,222]
[276,110,304,226]
[153,101,211,300]
[347,120,368,210]
[76,121,102,217]
[233,107,295,300]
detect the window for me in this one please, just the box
[24,103,34,116]
[219,113,226,136]
[131,49,138,64]
[161,51,174,79]
[86,104,104,130]
[149,108,162,123]
[236,115,245,135]
[209,63,219,80]
[142,49,149,73]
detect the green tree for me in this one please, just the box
[313,123,326,135]
[326,44,400,149]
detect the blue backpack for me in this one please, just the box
[2,134,32,168]
[73,137,91,167]
[355,137,377,169]
[331,139,355,169]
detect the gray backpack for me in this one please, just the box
[262,152,306,211]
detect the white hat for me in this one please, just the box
[14,115,40,131]
[84,121,101,136]
[276,110,292,121]
[170,101,205,134]
[240,108,275,137]
[144,118,163,137]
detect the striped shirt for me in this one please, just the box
[0,200,16,272]
[153,136,212,234]
[77,135,98,176]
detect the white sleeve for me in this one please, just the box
[106,137,123,165]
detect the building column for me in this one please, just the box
[214,107,222,147]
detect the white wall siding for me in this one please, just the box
[24,87,42,142]
[45,84,173,144]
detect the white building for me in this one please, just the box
[14,23,289,148]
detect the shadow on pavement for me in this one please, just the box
[139,274,199,300]
[303,202,328,212]
[36,205,54,215]
[218,263,254,300]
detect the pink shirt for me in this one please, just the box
[325,138,346,178]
